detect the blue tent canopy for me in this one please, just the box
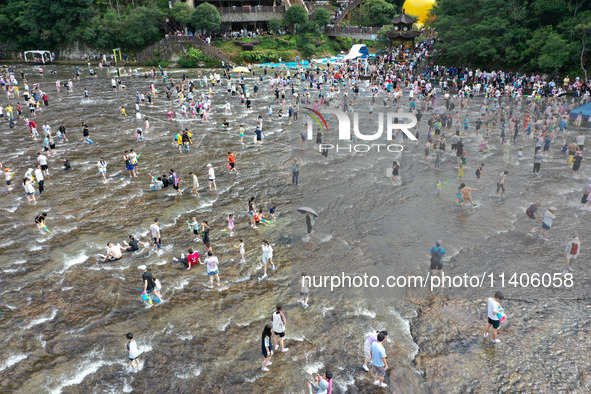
[570,102,591,119]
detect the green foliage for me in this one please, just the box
[336,36,353,48]
[170,1,193,26]
[178,46,222,68]
[350,0,397,27]
[239,50,286,63]
[430,0,591,76]
[191,2,222,33]
[285,5,308,32]
[267,18,284,33]
[367,0,395,27]
[256,36,297,50]
[0,1,165,52]
[301,43,317,57]
[120,6,165,49]
[314,8,331,26]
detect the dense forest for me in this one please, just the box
[0,0,171,52]
[1,0,590,77]
[429,0,591,77]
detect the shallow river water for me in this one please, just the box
[0,64,590,393]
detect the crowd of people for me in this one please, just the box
[1,27,590,389]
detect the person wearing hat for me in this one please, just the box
[563,236,581,273]
[429,240,446,279]
[207,164,216,191]
[483,291,504,344]
[540,207,557,241]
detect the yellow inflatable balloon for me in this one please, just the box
[402,0,436,25]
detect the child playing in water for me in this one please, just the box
[238,239,245,263]
[188,217,199,241]
[125,333,140,371]
[227,214,234,236]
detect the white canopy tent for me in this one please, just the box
[24,51,52,64]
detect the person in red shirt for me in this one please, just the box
[227,150,237,174]
[173,248,202,270]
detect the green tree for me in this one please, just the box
[267,17,284,33]
[18,0,95,49]
[191,2,221,33]
[429,0,590,74]
[366,0,395,27]
[285,5,308,33]
[171,1,193,26]
[313,7,330,26]
[119,6,164,50]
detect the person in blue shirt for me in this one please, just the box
[370,332,389,388]
[430,240,446,279]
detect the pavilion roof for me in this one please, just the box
[390,13,418,25]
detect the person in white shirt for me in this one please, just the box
[124,333,140,371]
[37,152,49,175]
[96,158,107,182]
[103,242,123,261]
[34,164,44,194]
[204,251,220,287]
[272,304,289,352]
[540,207,557,241]
[576,132,585,151]
[207,164,216,191]
[23,177,36,205]
[483,291,504,343]
[260,240,275,279]
[496,170,508,197]
[150,218,161,250]
[190,171,199,196]
[563,236,580,272]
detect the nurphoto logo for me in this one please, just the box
[303,108,417,153]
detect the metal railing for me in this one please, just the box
[219,5,285,13]
[324,25,379,35]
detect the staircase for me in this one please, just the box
[332,0,363,25]
[284,0,309,14]
[136,36,233,66]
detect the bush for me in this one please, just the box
[239,50,293,63]
[301,43,316,57]
[177,57,197,68]
[145,60,170,67]
[178,46,222,68]
[267,18,283,33]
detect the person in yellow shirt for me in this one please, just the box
[120,107,127,116]
[176,132,183,153]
